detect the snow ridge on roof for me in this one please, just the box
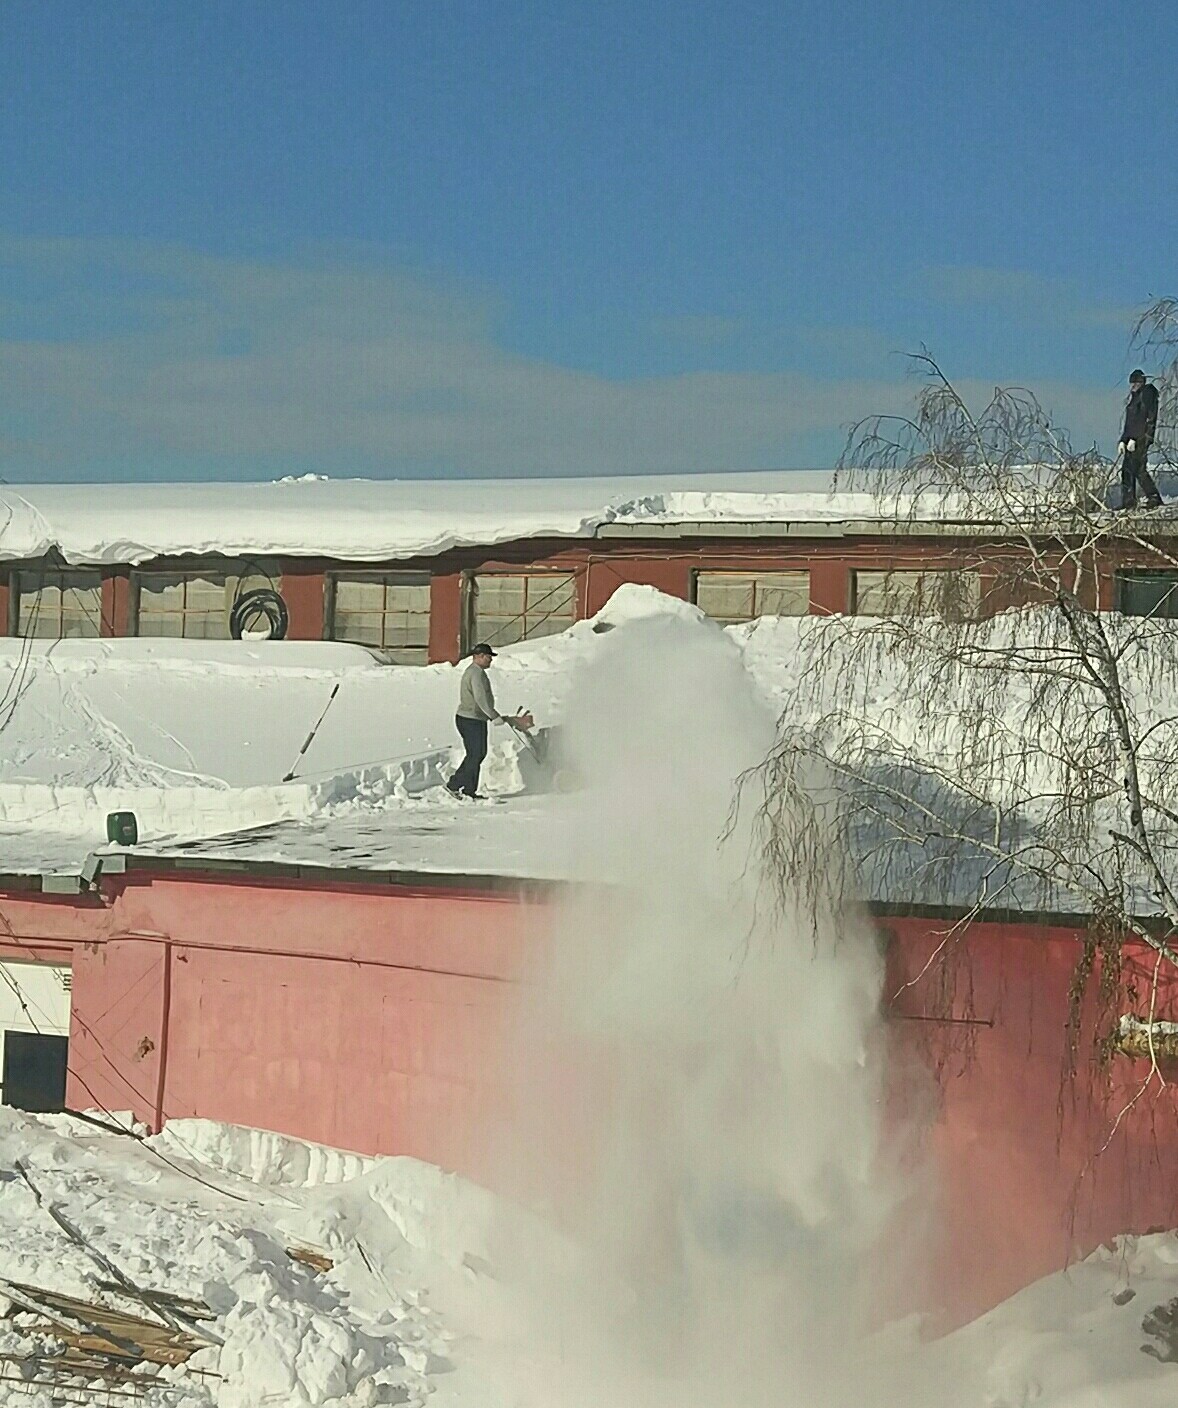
[0,471,960,565]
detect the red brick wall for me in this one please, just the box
[3,532,1168,644]
[3,870,1177,1326]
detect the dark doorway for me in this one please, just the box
[1116,572,1178,619]
[2,1032,68,1113]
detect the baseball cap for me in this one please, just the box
[472,643,496,657]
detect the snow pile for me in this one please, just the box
[3,582,1178,905]
[884,1233,1178,1406]
[0,471,1026,568]
[0,1111,460,1407]
[0,1107,1176,1407]
[587,580,708,630]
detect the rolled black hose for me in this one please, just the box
[230,587,290,641]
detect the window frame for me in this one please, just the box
[326,570,433,662]
[131,559,280,640]
[11,567,105,640]
[692,569,811,624]
[466,570,579,651]
[1114,570,1178,620]
[852,567,981,620]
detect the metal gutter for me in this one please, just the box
[91,849,1105,926]
[597,519,1005,541]
[593,517,1178,541]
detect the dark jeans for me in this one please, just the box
[449,714,488,795]
[1122,445,1162,508]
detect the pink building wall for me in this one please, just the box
[0,873,1175,1324]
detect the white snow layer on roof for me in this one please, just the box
[0,584,1172,908]
[0,471,952,565]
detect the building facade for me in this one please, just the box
[8,530,1178,661]
[0,855,1172,1329]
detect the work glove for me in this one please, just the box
[1127,439,1137,452]
[1118,442,1126,455]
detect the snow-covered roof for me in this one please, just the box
[0,471,973,566]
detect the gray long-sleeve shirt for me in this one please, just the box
[457,661,502,722]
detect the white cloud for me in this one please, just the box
[925,265,1139,331]
[0,238,1124,480]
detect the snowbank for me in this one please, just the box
[0,1111,461,1407]
[0,1110,1173,1407]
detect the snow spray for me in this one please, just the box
[483,614,923,1407]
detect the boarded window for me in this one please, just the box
[2,1032,67,1113]
[135,563,276,639]
[1116,572,1178,619]
[16,570,103,639]
[695,571,809,624]
[331,573,431,662]
[853,569,980,619]
[471,572,577,647]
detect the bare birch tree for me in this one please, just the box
[758,329,1178,1083]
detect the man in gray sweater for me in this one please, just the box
[446,644,531,799]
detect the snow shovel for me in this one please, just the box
[282,682,341,782]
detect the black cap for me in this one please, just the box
[1130,368,1147,384]
[471,643,496,657]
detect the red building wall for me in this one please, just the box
[5,533,1117,651]
[0,874,1174,1325]
[279,566,327,640]
[428,573,465,664]
[885,915,1178,1324]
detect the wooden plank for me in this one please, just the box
[5,1279,203,1366]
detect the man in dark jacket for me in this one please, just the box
[1119,369,1162,510]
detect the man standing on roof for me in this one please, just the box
[446,644,532,800]
[1119,369,1163,510]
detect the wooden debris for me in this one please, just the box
[2,1278,209,1367]
[287,1244,334,1274]
[93,1279,215,1321]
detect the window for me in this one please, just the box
[470,572,577,647]
[0,961,70,1114]
[330,573,431,662]
[694,571,809,623]
[134,562,276,639]
[14,570,103,639]
[853,569,980,619]
[2,1032,67,1112]
[1116,572,1178,619]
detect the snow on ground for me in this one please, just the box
[880,1235,1178,1407]
[0,1110,1176,1407]
[0,1111,488,1406]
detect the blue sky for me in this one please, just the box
[1,0,1174,481]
